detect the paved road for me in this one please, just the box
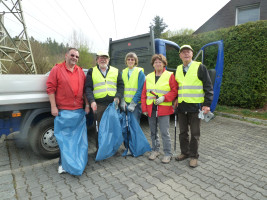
[0,116,266,200]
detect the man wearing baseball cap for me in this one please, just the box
[85,51,124,147]
[174,45,213,168]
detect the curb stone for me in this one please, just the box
[215,111,267,126]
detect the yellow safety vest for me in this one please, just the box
[122,67,144,103]
[175,61,204,103]
[146,70,172,106]
[92,66,118,99]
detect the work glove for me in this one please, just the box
[114,97,119,110]
[155,96,165,105]
[127,101,137,112]
[198,110,205,120]
[120,98,127,111]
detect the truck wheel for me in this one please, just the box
[29,117,59,159]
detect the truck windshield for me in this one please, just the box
[165,44,181,73]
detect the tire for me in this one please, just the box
[29,117,59,159]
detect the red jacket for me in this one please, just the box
[141,70,178,117]
[46,62,86,110]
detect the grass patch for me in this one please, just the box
[215,105,267,120]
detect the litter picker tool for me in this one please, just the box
[174,113,177,152]
[94,110,99,155]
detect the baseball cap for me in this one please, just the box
[97,51,109,58]
[179,45,193,53]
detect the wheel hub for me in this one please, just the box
[41,128,58,150]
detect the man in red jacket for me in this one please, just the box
[46,48,89,175]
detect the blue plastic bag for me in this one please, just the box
[95,102,123,161]
[122,111,151,157]
[54,109,88,176]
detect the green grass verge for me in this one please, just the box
[215,105,267,120]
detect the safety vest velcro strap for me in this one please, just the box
[178,93,205,97]
[125,88,137,92]
[93,88,117,94]
[93,82,106,88]
[179,85,203,90]
[106,81,117,86]
[147,96,156,99]
[147,89,168,94]
[124,94,134,98]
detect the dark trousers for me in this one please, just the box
[178,112,200,159]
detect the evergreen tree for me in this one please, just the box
[150,15,168,38]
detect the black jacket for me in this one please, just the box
[85,65,124,106]
[177,63,214,113]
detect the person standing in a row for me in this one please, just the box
[46,48,89,175]
[85,52,124,125]
[175,45,213,168]
[141,54,178,164]
[120,52,145,124]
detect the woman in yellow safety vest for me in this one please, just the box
[141,54,178,164]
[120,52,146,124]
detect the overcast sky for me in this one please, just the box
[2,0,230,52]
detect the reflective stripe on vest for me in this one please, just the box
[175,61,204,103]
[146,70,172,106]
[122,67,143,103]
[92,66,118,99]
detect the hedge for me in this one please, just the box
[164,20,267,109]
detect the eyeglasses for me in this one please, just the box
[127,58,135,61]
[70,54,79,59]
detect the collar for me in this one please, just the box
[183,61,192,68]
[64,62,77,72]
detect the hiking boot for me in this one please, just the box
[189,158,198,168]
[149,151,160,160]
[58,165,66,174]
[161,156,172,164]
[175,154,188,161]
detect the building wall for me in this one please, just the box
[194,0,266,34]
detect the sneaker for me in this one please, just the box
[189,158,198,168]
[58,165,66,174]
[162,156,172,164]
[149,151,160,160]
[175,154,188,161]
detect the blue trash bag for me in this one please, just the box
[95,102,123,161]
[54,109,88,176]
[122,111,151,157]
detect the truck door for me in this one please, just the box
[154,38,180,74]
[193,40,224,112]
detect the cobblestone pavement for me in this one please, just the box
[1,116,267,200]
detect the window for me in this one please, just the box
[236,4,260,25]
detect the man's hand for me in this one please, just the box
[114,97,119,109]
[155,96,165,105]
[128,101,137,112]
[143,112,148,116]
[85,105,90,114]
[51,106,58,116]
[172,98,178,109]
[91,102,97,112]
[202,106,210,114]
